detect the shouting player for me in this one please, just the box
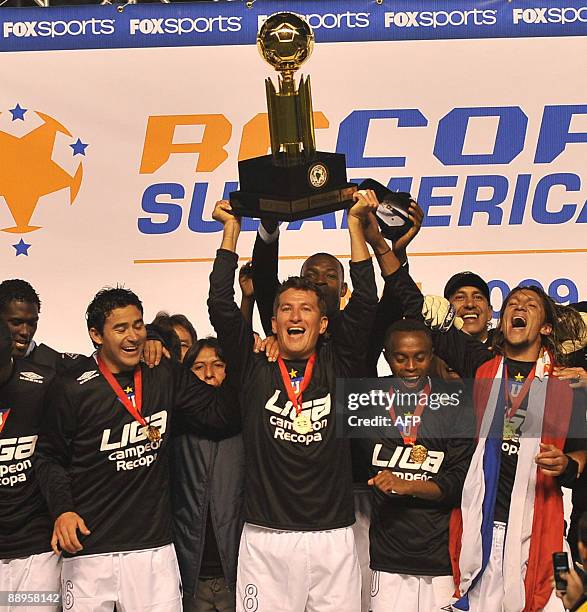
[385,264,587,611]
[34,288,239,612]
[208,194,380,612]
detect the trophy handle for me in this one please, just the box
[298,75,316,161]
[265,78,281,162]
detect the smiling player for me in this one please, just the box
[34,288,239,612]
[443,272,493,344]
[363,319,474,612]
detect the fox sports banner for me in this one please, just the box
[0,0,585,353]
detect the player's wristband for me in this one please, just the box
[557,456,579,488]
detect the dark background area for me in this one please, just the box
[0,1,216,6]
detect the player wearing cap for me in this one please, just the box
[34,288,239,612]
[383,266,587,612]
[0,318,60,612]
[208,194,379,612]
[443,272,494,344]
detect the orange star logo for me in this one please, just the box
[0,110,83,233]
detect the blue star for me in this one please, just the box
[70,138,88,156]
[12,239,31,256]
[9,103,27,121]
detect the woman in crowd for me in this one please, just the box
[171,337,244,612]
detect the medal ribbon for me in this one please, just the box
[0,408,11,436]
[96,355,144,427]
[277,353,316,416]
[388,382,430,446]
[504,363,536,421]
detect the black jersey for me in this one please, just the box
[494,359,533,522]
[0,359,55,559]
[27,343,83,373]
[360,378,474,576]
[34,357,239,558]
[208,249,378,531]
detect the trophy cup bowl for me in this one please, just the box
[230,12,357,221]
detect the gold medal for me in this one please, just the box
[145,425,161,443]
[292,413,313,435]
[503,420,516,441]
[409,444,428,464]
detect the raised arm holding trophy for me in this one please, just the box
[230,12,357,220]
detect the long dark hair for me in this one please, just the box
[491,285,577,364]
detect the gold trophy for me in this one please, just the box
[230,12,356,220]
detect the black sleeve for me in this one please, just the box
[384,266,493,378]
[333,258,379,377]
[365,264,409,377]
[430,328,494,380]
[171,362,241,439]
[251,232,280,337]
[560,390,587,488]
[208,249,255,384]
[145,323,163,343]
[34,378,77,521]
[432,395,476,507]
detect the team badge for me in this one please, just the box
[308,163,328,188]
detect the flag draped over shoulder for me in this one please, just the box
[449,352,573,612]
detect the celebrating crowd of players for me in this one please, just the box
[1,189,586,612]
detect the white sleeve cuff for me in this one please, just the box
[257,224,280,244]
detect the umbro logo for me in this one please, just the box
[19,371,44,384]
[77,370,100,385]
[63,353,81,360]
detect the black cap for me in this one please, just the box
[357,179,413,242]
[444,271,490,303]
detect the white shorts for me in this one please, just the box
[0,552,61,612]
[236,523,360,612]
[464,522,564,612]
[61,543,181,612]
[370,570,454,612]
[352,490,372,612]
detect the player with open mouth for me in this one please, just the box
[384,266,587,612]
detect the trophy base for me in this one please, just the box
[230,185,357,221]
[230,152,357,221]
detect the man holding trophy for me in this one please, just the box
[221,13,424,612]
[209,18,385,611]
